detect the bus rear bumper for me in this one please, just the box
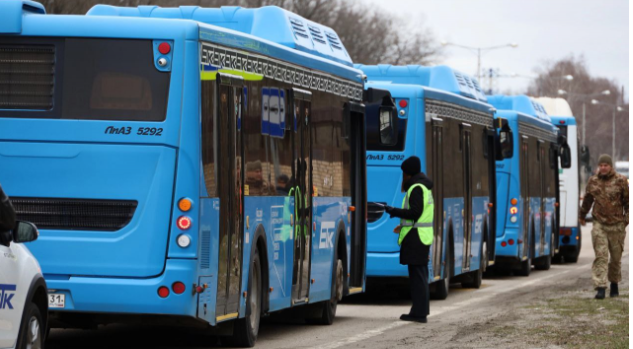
[366,252,408,277]
[559,227,580,248]
[45,259,198,317]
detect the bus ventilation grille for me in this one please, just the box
[0,45,55,110]
[367,202,386,223]
[12,197,137,231]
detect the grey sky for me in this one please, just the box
[366,0,629,97]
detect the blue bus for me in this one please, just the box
[356,65,513,299]
[488,95,571,276]
[0,2,369,346]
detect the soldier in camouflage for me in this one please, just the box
[580,154,629,299]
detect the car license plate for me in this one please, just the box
[48,293,65,309]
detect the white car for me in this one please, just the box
[0,222,47,349]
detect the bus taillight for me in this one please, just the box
[158,42,171,54]
[172,282,186,294]
[158,286,170,298]
[177,216,192,230]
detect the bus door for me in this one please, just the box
[538,141,547,255]
[215,74,245,320]
[485,128,498,264]
[461,124,473,271]
[520,136,530,260]
[346,102,367,290]
[431,118,444,279]
[291,89,312,304]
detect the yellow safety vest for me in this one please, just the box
[398,183,434,246]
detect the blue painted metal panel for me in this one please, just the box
[44,259,198,316]
[445,197,465,276]
[167,39,201,260]
[559,227,580,248]
[0,142,177,278]
[311,197,350,303]
[197,198,219,324]
[469,196,489,271]
[87,5,353,67]
[0,0,45,34]
[550,115,577,126]
[359,64,490,105]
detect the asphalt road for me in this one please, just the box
[47,224,627,349]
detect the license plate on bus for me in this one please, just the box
[48,293,65,309]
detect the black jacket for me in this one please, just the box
[388,173,434,265]
[0,183,16,246]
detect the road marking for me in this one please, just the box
[312,260,598,349]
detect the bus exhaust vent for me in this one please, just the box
[367,202,386,223]
[12,197,137,231]
[0,45,55,110]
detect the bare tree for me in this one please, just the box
[40,0,442,65]
[527,56,629,163]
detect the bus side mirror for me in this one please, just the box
[499,129,514,159]
[378,107,398,146]
[558,134,572,169]
[560,144,572,169]
[12,221,39,243]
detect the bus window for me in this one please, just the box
[366,105,406,151]
[62,39,170,121]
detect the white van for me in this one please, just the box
[0,222,48,349]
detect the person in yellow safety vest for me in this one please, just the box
[384,156,434,324]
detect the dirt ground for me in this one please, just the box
[404,260,629,349]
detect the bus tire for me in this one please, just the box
[462,241,485,289]
[306,257,343,326]
[228,249,262,348]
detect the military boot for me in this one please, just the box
[595,288,606,300]
[610,283,619,297]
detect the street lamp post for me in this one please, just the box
[440,41,518,82]
[591,99,624,158]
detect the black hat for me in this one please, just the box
[401,156,421,176]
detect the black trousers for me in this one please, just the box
[407,244,430,318]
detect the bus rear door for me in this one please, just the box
[215,74,245,321]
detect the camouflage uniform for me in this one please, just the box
[580,170,629,289]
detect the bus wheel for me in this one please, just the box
[306,258,343,325]
[462,241,485,289]
[228,249,262,347]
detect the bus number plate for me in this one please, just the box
[48,293,65,309]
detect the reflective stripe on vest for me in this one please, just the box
[398,183,434,246]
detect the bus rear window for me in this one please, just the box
[0,38,169,121]
[62,39,168,121]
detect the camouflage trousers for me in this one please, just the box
[592,221,627,289]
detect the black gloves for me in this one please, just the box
[384,205,395,214]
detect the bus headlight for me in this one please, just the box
[177,234,191,248]
[510,216,518,223]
